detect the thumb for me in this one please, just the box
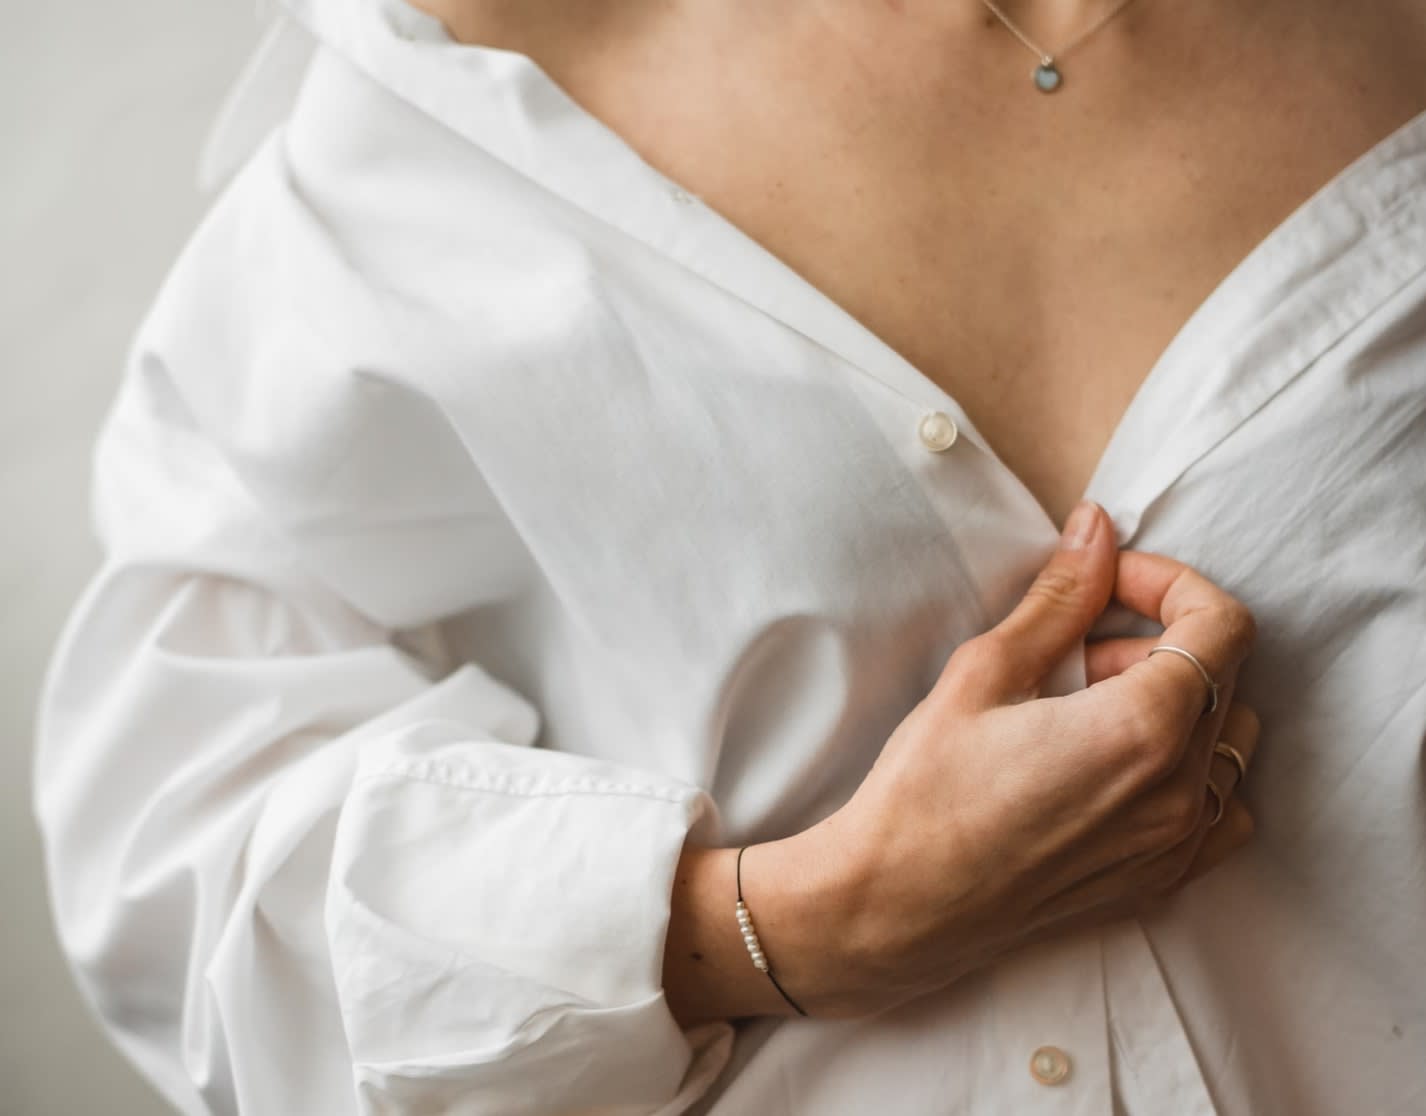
[946,500,1118,706]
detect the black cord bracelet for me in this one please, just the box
[735,845,809,1017]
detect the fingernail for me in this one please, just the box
[1061,500,1099,550]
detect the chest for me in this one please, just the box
[264,15,1426,835]
[451,0,1426,524]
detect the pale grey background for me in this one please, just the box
[2,4,263,1112]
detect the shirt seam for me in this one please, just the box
[354,757,698,803]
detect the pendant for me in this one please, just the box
[1033,59,1062,93]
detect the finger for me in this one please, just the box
[1017,796,1251,943]
[1108,775,1232,901]
[1084,636,1160,685]
[1150,673,1240,824]
[1207,703,1260,796]
[1110,551,1257,731]
[1023,706,1256,932]
[1177,797,1255,885]
[946,501,1119,707]
[1113,550,1257,681]
[1022,781,1226,931]
[1045,682,1240,902]
[1102,796,1254,920]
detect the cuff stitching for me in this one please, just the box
[356,757,697,803]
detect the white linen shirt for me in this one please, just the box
[34,2,1426,1114]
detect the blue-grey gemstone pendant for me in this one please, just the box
[1033,60,1063,93]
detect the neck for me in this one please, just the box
[864,0,1142,44]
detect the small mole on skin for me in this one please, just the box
[691,951,705,962]
[1392,1024,1404,1038]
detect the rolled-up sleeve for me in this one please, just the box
[33,223,729,1115]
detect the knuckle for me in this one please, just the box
[953,635,1002,672]
[1116,688,1172,746]
[943,636,1005,694]
[1223,601,1258,654]
[1158,785,1207,845]
[1135,735,1182,784]
[1025,565,1082,611]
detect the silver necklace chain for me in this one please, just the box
[978,0,1142,92]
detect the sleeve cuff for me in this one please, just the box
[327,708,725,1112]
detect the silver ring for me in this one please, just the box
[1204,779,1225,827]
[1213,741,1248,788]
[1147,644,1220,716]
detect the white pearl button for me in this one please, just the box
[917,410,959,452]
[1029,1045,1072,1086]
[669,185,695,204]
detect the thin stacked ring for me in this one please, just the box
[1147,644,1220,715]
[1148,643,1230,827]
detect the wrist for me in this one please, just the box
[663,843,815,1025]
[743,812,885,1020]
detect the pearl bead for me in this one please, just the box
[734,896,785,979]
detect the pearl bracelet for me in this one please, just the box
[735,846,808,1016]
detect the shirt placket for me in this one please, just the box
[1101,920,1217,1116]
[549,179,1127,1116]
[987,932,1115,1116]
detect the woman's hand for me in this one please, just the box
[773,500,1260,1019]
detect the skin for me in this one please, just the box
[406,0,1426,1022]
[412,0,1426,522]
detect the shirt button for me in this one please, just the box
[917,410,959,452]
[1029,1045,1072,1086]
[669,185,695,204]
